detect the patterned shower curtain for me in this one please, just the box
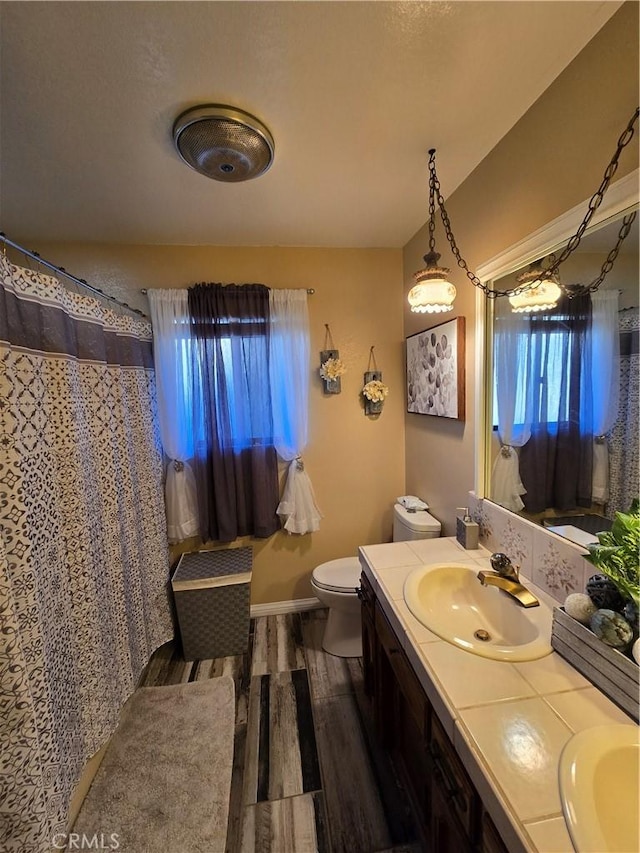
[0,256,174,852]
[608,307,639,515]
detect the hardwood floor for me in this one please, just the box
[141,610,421,853]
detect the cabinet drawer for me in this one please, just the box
[375,603,428,735]
[432,782,473,853]
[429,714,479,842]
[374,600,401,656]
[359,572,376,619]
[481,810,509,853]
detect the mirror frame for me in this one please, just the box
[473,167,640,501]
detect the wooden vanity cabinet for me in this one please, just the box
[360,573,509,853]
[359,571,376,700]
[430,780,473,853]
[374,600,431,846]
[481,811,510,853]
[429,713,479,852]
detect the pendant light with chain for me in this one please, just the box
[409,108,638,313]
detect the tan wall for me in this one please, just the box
[557,253,638,310]
[403,3,639,536]
[26,243,405,604]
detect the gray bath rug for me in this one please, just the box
[73,677,235,853]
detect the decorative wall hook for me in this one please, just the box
[319,324,346,394]
[361,346,389,416]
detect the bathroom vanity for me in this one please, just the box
[361,567,502,853]
[359,537,635,853]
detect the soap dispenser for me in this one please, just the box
[456,507,479,549]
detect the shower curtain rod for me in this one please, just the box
[0,232,148,318]
[139,286,315,295]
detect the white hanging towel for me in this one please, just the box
[277,459,323,535]
[491,447,527,512]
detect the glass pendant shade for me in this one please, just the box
[509,268,562,313]
[409,251,456,313]
[408,279,456,313]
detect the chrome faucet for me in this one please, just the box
[477,553,540,608]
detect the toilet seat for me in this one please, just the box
[312,557,361,594]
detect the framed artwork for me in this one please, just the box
[406,316,465,420]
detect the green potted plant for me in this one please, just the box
[553,500,639,719]
[585,499,640,609]
[551,500,640,722]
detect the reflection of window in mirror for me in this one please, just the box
[488,208,639,546]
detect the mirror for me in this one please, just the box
[481,183,639,547]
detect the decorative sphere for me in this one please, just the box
[633,638,640,665]
[623,600,639,635]
[586,574,626,611]
[564,593,597,625]
[590,609,634,649]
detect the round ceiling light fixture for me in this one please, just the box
[172,104,275,182]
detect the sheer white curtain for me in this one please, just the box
[147,289,199,542]
[491,299,533,511]
[591,289,620,504]
[269,289,322,534]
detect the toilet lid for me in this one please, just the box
[312,557,361,593]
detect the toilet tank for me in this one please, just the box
[393,502,441,541]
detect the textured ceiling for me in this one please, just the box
[0,1,622,248]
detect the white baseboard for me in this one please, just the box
[250,597,324,618]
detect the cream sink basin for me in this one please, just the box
[559,724,639,853]
[403,562,552,661]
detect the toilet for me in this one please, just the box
[311,502,441,657]
[310,557,363,657]
[392,502,441,543]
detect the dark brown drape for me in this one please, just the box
[519,294,593,513]
[188,283,280,543]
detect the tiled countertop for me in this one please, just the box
[358,537,635,853]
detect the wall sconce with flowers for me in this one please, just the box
[361,347,389,416]
[319,324,346,394]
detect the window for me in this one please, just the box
[148,285,316,543]
[493,304,591,433]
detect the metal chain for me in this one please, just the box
[428,149,436,254]
[428,151,498,296]
[584,210,637,293]
[545,108,639,278]
[429,107,639,299]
